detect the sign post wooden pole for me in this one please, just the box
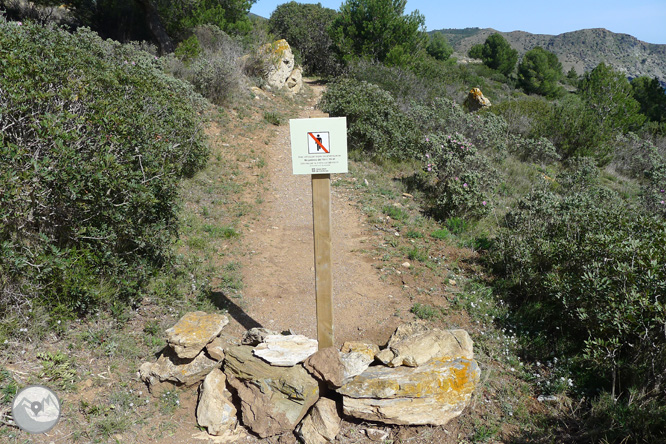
[311,173,333,349]
[290,117,346,351]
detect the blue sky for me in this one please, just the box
[250,0,666,44]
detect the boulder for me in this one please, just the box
[295,397,341,444]
[376,321,473,367]
[303,347,345,388]
[463,87,491,112]
[253,334,318,366]
[224,345,320,438]
[338,358,480,426]
[255,39,303,95]
[166,311,229,359]
[260,39,295,90]
[196,369,238,436]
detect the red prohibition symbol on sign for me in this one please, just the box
[308,132,329,153]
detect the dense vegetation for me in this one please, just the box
[0,19,207,321]
[3,0,666,442]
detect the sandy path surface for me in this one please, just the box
[236,84,408,347]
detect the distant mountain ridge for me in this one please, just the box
[434,27,666,87]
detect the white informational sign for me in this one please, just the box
[290,117,347,175]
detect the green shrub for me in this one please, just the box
[508,135,560,164]
[167,25,248,105]
[490,186,666,407]
[408,97,509,155]
[490,95,552,137]
[0,21,207,320]
[318,78,420,158]
[174,34,202,62]
[420,133,498,220]
[268,1,340,76]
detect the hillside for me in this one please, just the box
[435,27,666,86]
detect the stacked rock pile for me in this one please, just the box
[138,312,480,442]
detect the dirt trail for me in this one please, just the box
[233,83,409,347]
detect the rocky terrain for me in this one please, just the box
[436,27,666,86]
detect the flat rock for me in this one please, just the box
[139,348,220,391]
[166,311,229,359]
[253,334,318,366]
[378,322,474,367]
[224,345,320,438]
[303,347,344,388]
[196,369,238,436]
[295,397,341,444]
[338,358,480,426]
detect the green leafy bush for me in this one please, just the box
[268,1,340,76]
[490,183,666,428]
[0,20,207,319]
[408,97,510,155]
[516,46,563,98]
[318,78,420,158]
[420,133,497,220]
[329,0,426,64]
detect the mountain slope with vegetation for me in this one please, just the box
[435,27,666,84]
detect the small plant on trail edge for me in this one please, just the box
[431,228,451,240]
[411,303,441,320]
[263,111,282,126]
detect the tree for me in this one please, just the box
[566,66,579,83]
[467,33,517,76]
[579,62,645,133]
[426,32,453,61]
[154,0,256,38]
[517,46,563,97]
[329,0,426,64]
[631,76,666,123]
[269,2,339,76]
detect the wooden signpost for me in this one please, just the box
[289,117,347,349]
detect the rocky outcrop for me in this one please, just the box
[224,345,320,438]
[439,27,666,88]
[338,358,480,425]
[340,342,379,383]
[256,39,304,95]
[166,311,229,359]
[463,88,491,112]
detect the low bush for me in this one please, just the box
[0,20,208,320]
[408,98,510,155]
[166,25,248,105]
[420,133,498,220]
[489,182,666,439]
[318,78,420,158]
